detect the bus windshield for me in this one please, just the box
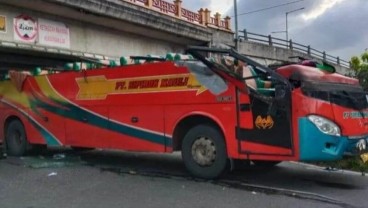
[177,60,228,95]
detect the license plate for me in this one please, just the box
[360,153,368,163]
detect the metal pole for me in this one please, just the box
[285,7,304,48]
[234,0,239,50]
[286,13,289,45]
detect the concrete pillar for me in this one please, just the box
[204,9,211,25]
[214,12,221,27]
[174,0,182,17]
[224,16,231,30]
[198,8,205,25]
[146,0,152,8]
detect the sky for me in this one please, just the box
[181,0,368,61]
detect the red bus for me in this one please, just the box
[0,46,367,179]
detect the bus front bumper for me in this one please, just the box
[298,117,368,161]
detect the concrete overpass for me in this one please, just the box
[0,0,233,69]
[0,0,351,74]
[236,30,351,75]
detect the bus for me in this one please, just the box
[0,46,367,179]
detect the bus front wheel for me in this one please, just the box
[6,120,28,156]
[181,124,228,179]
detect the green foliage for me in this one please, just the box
[350,52,368,90]
[350,56,361,73]
[362,52,368,62]
[358,68,368,90]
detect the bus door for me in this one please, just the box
[236,84,294,156]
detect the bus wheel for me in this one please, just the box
[6,120,28,156]
[182,124,227,179]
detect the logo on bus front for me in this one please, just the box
[343,111,368,119]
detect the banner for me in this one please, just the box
[13,14,37,43]
[38,18,70,48]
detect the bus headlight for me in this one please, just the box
[307,115,341,136]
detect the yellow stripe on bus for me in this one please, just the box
[76,74,207,100]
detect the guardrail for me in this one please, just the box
[239,29,350,68]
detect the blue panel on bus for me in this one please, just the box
[298,117,349,161]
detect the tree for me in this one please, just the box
[350,52,368,90]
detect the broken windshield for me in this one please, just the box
[186,46,290,88]
[177,61,228,95]
[302,81,368,111]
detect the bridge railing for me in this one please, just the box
[122,0,231,31]
[239,29,350,68]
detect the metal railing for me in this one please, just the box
[239,29,350,68]
[123,0,231,31]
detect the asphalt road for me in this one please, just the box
[0,149,367,208]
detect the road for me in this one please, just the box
[0,149,367,208]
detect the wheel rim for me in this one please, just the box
[191,136,216,166]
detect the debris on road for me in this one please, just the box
[22,153,84,169]
[53,154,66,160]
[48,172,58,177]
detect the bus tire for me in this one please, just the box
[182,124,227,179]
[6,120,28,156]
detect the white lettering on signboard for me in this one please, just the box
[38,18,70,49]
[13,15,37,43]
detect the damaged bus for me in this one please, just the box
[0,46,367,179]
